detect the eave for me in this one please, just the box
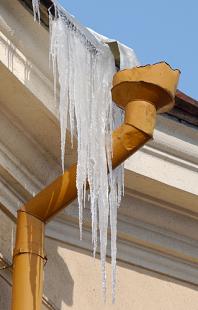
[18,0,198,128]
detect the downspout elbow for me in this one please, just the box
[111,62,180,168]
[111,100,154,168]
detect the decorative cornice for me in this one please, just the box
[46,200,198,286]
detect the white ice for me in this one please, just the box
[32,0,40,22]
[32,0,140,302]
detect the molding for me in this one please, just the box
[0,0,58,118]
[0,30,57,120]
[0,104,61,196]
[46,211,198,286]
[153,115,198,166]
[125,115,198,197]
[124,170,198,217]
[124,187,198,221]
[2,181,197,288]
[0,178,23,216]
[45,189,198,285]
[142,145,198,174]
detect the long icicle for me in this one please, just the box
[34,0,126,302]
[32,0,40,22]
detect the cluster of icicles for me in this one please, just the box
[32,0,128,302]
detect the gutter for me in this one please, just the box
[11,62,180,309]
[168,90,198,127]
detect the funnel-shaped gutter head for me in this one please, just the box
[112,62,180,114]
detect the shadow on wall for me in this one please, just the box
[42,235,198,309]
[44,238,74,308]
[0,277,11,310]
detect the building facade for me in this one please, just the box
[0,0,198,309]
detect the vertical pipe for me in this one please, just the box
[11,211,45,310]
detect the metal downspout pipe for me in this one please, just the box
[11,62,180,310]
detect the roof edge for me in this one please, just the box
[18,0,198,127]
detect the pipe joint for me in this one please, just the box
[111,124,150,167]
[13,249,46,261]
[13,211,45,260]
[124,100,156,136]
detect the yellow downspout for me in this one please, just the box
[12,212,45,310]
[11,62,180,310]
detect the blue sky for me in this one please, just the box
[59,0,197,100]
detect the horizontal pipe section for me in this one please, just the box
[22,164,78,222]
[23,124,150,221]
[22,100,153,222]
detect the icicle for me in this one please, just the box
[11,225,14,257]
[32,0,40,23]
[34,0,128,302]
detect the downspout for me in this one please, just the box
[11,62,180,310]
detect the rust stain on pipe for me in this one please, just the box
[11,62,180,310]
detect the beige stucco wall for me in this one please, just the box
[1,208,198,310]
[44,237,198,310]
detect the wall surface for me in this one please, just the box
[0,208,198,310]
[44,237,198,310]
